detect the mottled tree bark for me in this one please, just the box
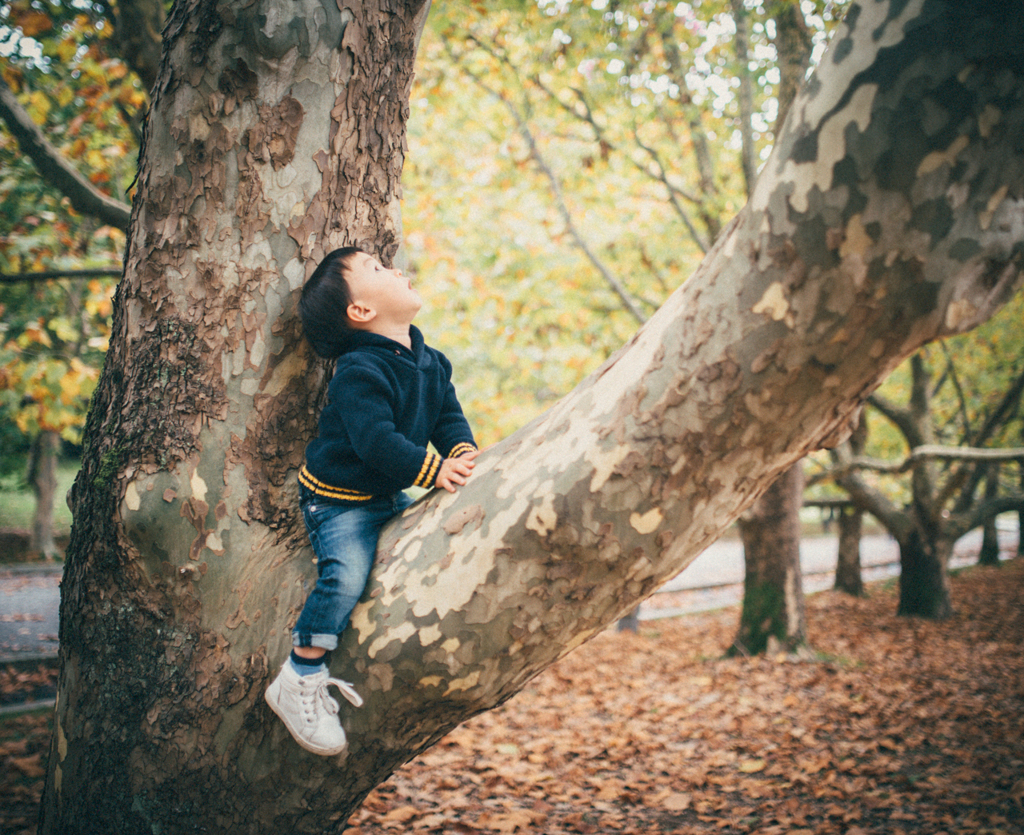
[42,0,429,831]
[41,2,1024,833]
[733,465,807,654]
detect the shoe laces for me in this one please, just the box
[299,673,364,715]
[326,676,364,709]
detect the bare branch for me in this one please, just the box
[1,268,123,284]
[842,445,1024,476]
[630,131,711,253]
[830,443,911,540]
[951,493,1024,541]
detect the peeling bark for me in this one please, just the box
[42,2,1024,833]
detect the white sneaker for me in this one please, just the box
[265,662,364,756]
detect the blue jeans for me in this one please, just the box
[293,490,413,651]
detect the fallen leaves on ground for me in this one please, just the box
[349,560,1024,834]
[2,560,1022,835]
[0,663,58,707]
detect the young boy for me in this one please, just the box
[266,246,478,756]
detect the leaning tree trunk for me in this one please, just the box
[733,465,807,655]
[42,2,1024,833]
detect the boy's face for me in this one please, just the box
[345,252,422,327]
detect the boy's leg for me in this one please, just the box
[291,496,405,649]
[267,493,411,756]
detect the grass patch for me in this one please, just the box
[0,459,79,536]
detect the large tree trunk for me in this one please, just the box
[42,0,430,830]
[42,2,1024,832]
[733,465,807,654]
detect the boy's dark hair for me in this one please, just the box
[299,247,363,359]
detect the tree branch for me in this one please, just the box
[1,267,123,284]
[840,445,1024,476]
[945,364,1024,512]
[0,75,132,231]
[950,493,1024,542]
[830,443,911,542]
[866,391,917,440]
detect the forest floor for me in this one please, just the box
[2,559,1022,835]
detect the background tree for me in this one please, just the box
[0,276,111,555]
[407,0,847,444]
[831,417,868,596]
[732,0,814,655]
[38,2,1024,833]
[0,0,144,548]
[978,461,1001,566]
[828,293,1024,617]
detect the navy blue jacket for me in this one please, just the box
[299,326,476,502]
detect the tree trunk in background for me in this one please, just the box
[731,0,757,195]
[28,430,60,559]
[1019,459,1024,558]
[979,463,1001,565]
[732,0,816,654]
[898,530,954,618]
[733,465,807,655]
[40,2,1024,832]
[834,416,867,595]
[834,506,865,596]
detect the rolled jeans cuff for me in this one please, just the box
[292,631,339,651]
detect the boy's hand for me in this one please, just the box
[435,449,479,493]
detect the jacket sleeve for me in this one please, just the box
[334,363,444,489]
[431,354,477,460]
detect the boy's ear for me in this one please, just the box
[347,301,376,325]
